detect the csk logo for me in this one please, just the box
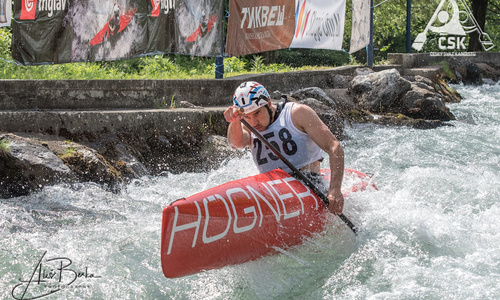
[412,0,494,51]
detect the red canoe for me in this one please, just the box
[186,15,218,42]
[161,168,376,278]
[89,8,137,46]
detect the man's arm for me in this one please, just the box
[292,104,345,215]
[224,105,252,149]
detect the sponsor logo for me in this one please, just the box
[240,5,286,29]
[294,0,343,41]
[20,0,68,19]
[38,0,67,18]
[166,175,320,254]
[20,0,37,20]
[412,0,494,52]
[161,0,175,14]
[151,0,160,17]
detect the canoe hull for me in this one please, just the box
[161,168,375,278]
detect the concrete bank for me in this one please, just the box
[1,52,499,141]
[0,108,228,141]
[388,52,500,69]
[0,65,405,111]
[0,64,439,137]
[2,52,499,198]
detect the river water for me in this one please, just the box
[1,83,499,299]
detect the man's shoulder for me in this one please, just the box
[290,102,314,115]
[289,102,318,132]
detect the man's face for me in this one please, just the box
[243,106,269,132]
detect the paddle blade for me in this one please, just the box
[479,32,495,51]
[412,32,427,51]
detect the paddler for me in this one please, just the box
[108,2,121,36]
[224,81,345,215]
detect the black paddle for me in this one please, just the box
[240,119,358,235]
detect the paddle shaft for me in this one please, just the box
[240,119,357,234]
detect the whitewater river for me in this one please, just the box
[1,83,499,299]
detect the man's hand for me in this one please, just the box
[225,105,250,149]
[327,190,344,215]
[223,105,242,123]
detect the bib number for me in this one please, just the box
[253,128,298,166]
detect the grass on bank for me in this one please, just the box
[0,54,338,80]
[1,27,352,80]
[0,139,11,153]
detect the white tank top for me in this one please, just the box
[251,102,324,174]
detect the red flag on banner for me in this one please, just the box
[151,0,160,17]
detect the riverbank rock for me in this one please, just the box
[423,75,462,104]
[401,85,455,120]
[476,62,500,83]
[53,143,125,191]
[288,87,345,139]
[349,68,456,123]
[372,113,450,129]
[0,134,74,198]
[198,135,244,170]
[276,69,459,132]
[0,130,239,198]
[350,68,412,113]
[291,87,337,108]
[296,97,345,140]
[443,58,500,85]
[0,67,474,198]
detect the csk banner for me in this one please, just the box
[225,0,295,56]
[290,0,346,50]
[11,0,224,65]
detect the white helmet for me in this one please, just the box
[233,81,270,114]
[113,4,120,17]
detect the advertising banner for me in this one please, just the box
[290,0,346,50]
[11,0,224,65]
[350,0,370,53]
[0,0,12,27]
[226,0,295,56]
[176,0,224,56]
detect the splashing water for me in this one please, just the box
[1,84,499,299]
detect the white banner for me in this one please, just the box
[350,0,370,53]
[0,0,12,27]
[290,0,346,50]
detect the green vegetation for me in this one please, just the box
[0,20,351,80]
[0,139,11,152]
[439,60,457,80]
[0,26,331,80]
[170,94,176,109]
[0,47,321,80]
[59,146,77,159]
[1,0,499,79]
